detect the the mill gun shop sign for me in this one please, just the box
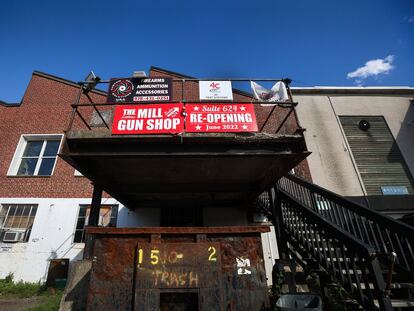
[186,103,258,133]
[112,103,184,134]
[107,77,172,103]
[112,103,258,134]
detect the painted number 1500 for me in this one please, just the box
[136,246,218,265]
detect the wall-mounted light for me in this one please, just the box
[82,71,101,93]
[358,120,370,131]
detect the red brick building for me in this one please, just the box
[0,67,308,285]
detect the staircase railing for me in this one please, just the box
[273,174,414,311]
[277,174,414,277]
[276,189,392,310]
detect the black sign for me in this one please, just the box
[107,77,172,103]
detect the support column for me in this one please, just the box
[89,184,103,226]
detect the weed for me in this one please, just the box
[23,290,63,311]
[0,273,47,299]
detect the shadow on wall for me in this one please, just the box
[395,100,414,177]
[117,207,160,227]
[41,233,83,282]
[385,100,414,216]
[60,260,92,311]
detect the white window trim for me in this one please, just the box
[7,134,63,176]
[72,204,118,244]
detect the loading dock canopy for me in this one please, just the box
[60,132,309,208]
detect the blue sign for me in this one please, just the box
[381,186,409,196]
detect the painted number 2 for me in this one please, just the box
[208,246,217,262]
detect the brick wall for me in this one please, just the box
[0,72,106,198]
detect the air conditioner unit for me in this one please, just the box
[3,230,26,242]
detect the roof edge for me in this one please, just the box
[33,71,107,96]
[0,100,21,107]
[291,86,414,96]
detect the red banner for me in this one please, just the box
[185,103,258,133]
[112,104,184,134]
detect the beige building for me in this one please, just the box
[292,87,414,220]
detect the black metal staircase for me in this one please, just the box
[273,174,414,311]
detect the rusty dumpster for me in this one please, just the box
[84,226,270,311]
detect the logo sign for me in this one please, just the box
[107,77,172,103]
[186,104,258,133]
[199,81,233,101]
[112,103,184,134]
[381,186,409,196]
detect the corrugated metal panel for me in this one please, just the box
[339,116,414,195]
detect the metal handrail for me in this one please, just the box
[65,76,303,137]
[71,101,297,107]
[78,78,292,84]
[66,100,300,136]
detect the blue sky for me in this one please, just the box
[0,0,413,102]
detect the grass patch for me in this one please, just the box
[0,274,63,311]
[0,274,47,299]
[23,290,63,311]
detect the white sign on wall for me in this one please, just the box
[199,81,233,100]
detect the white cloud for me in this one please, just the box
[404,16,414,23]
[347,55,395,82]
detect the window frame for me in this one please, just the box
[73,204,118,244]
[0,204,38,243]
[8,134,63,176]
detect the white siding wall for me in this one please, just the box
[0,198,122,282]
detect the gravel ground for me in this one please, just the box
[0,297,44,311]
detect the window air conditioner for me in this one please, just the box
[3,230,26,242]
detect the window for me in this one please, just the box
[0,204,38,242]
[8,135,62,176]
[74,170,83,176]
[73,205,118,243]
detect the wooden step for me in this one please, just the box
[374,299,414,308]
[353,282,414,290]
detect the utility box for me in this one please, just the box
[85,226,270,311]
